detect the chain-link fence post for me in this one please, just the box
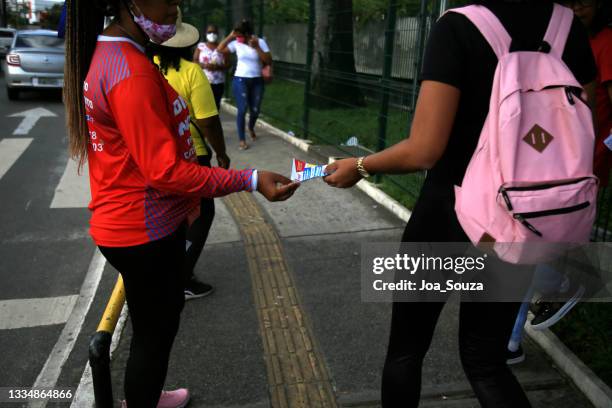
[258,0,264,37]
[224,0,233,99]
[410,0,430,112]
[302,0,315,140]
[375,0,398,183]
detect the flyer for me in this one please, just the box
[290,158,329,182]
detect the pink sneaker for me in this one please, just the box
[120,388,190,408]
[157,389,190,408]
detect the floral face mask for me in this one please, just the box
[126,1,177,44]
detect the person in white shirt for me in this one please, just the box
[218,20,272,150]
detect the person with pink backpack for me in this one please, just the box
[324,0,597,406]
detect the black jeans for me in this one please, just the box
[184,154,216,280]
[99,225,187,407]
[381,215,532,407]
[210,82,224,111]
[382,301,531,407]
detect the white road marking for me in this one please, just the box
[50,159,90,208]
[0,295,79,330]
[71,303,128,408]
[9,107,57,135]
[2,229,89,244]
[29,249,107,408]
[0,138,33,179]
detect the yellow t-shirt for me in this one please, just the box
[154,56,218,156]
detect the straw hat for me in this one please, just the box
[161,8,200,48]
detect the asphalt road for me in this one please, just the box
[0,73,119,407]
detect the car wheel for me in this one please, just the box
[7,87,18,100]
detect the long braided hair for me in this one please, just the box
[64,0,120,172]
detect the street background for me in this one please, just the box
[0,0,610,406]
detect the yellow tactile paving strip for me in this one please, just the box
[223,192,338,408]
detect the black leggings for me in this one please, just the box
[99,225,186,407]
[210,83,225,111]
[382,301,531,407]
[184,155,216,279]
[381,189,532,407]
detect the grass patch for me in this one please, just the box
[552,303,612,387]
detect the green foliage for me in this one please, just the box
[39,4,63,30]
[354,0,422,24]
[182,0,227,32]
[264,0,309,24]
[553,303,612,387]
[7,3,29,28]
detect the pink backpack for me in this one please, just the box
[452,4,598,264]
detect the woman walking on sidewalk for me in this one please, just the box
[194,24,228,110]
[324,0,596,407]
[218,20,272,150]
[64,1,298,407]
[146,11,230,301]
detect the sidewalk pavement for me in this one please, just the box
[109,109,594,407]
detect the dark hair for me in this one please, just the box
[471,0,555,4]
[590,0,612,34]
[234,19,253,36]
[145,43,194,76]
[206,24,219,33]
[65,0,120,171]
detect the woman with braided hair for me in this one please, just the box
[64,1,299,406]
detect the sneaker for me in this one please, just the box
[184,278,215,300]
[530,284,585,330]
[120,388,190,408]
[157,389,190,408]
[507,346,525,365]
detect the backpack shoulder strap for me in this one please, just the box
[449,5,511,60]
[543,4,574,58]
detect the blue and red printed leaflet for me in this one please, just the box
[290,158,329,182]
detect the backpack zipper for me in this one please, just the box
[565,86,575,105]
[564,86,590,108]
[513,201,590,237]
[498,177,593,211]
[502,177,593,193]
[513,215,543,237]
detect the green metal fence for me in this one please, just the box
[181,0,611,241]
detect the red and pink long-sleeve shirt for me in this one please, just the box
[84,37,254,247]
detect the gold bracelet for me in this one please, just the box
[356,157,371,178]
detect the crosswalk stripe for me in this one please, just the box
[0,138,33,180]
[50,159,90,208]
[0,295,79,330]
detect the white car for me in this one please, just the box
[4,29,64,100]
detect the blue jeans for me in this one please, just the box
[508,264,563,350]
[232,76,264,142]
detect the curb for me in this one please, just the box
[525,321,612,408]
[224,101,612,408]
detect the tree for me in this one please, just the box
[310,0,365,108]
[39,3,63,30]
[7,1,29,28]
[229,0,252,25]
